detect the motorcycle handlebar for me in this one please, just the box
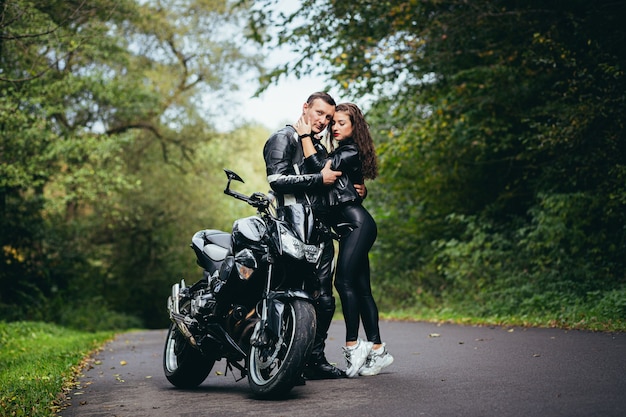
[224,188,271,210]
[222,169,275,211]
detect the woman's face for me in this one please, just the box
[331,111,353,141]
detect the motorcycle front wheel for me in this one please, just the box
[163,321,215,388]
[247,299,316,398]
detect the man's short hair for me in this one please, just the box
[306,92,336,107]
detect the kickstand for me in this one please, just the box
[226,361,247,382]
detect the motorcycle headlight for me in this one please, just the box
[279,224,322,263]
[234,248,257,280]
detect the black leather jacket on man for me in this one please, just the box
[263,126,329,215]
[304,138,362,206]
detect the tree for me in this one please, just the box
[0,0,262,327]
[249,0,626,323]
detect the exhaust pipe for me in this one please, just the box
[167,280,198,347]
[171,283,180,315]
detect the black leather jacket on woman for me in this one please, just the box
[263,126,329,215]
[304,138,362,206]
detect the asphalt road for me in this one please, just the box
[58,320,625,417]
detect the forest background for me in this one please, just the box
[1,0,625,332]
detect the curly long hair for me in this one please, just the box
[335,102,378,180]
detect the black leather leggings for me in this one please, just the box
[333,203,381,344]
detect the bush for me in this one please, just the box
[57,302,144,332]
[372,206,626,331]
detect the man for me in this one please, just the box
[263,92,345,379]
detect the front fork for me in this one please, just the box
[250,263,274,347]
[250,263,313,347]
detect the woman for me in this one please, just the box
[295,103,393,377]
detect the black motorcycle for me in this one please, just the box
[163,169,323,398]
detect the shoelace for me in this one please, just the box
[343,343,362,367]
[364,348,384,366]
[343,348,354,367]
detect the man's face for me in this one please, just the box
[303,99,335,134]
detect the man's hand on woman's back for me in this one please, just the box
[321,160,341,185]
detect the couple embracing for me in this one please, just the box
[263,92,394,380]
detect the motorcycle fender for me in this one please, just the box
[265,290,314,339]
[271,289,314,303]
[265,297,285,341]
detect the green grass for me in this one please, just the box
[380,308,626,332]
[0,321,114,417]
[343,291,626,332]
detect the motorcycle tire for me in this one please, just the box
[247,299,316,398]
[163,321,215,388]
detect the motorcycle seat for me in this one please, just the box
[192,229,231,249]
[203,243,229,262]
[203,230,231,247]
[190,229,231,272]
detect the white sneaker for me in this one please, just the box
[359,343,394,376]
[342,339,373,378]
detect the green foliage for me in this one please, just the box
[91,123,270,328]
[2,0,625,331]
[255,0,626,328]
[56,301,144,332]
[0,0,263,329]
[0,321,114,417]
[373,208,626,331]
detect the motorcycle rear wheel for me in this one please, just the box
[247,299,316,398]
[163,321,215,388]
